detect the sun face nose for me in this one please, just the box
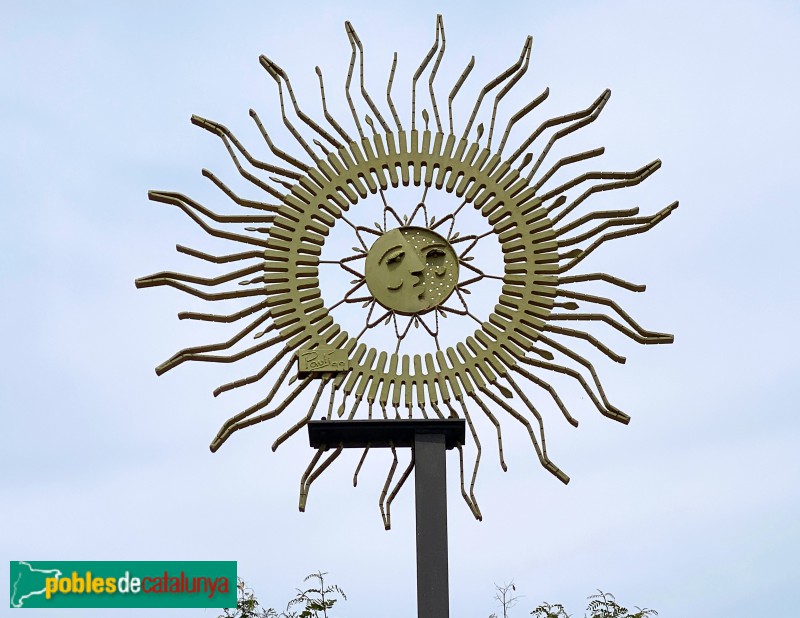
[404,248,425,280]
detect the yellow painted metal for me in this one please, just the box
[136,14,677,524]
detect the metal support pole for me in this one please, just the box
[414,431,449,618]
[308,420,461,618]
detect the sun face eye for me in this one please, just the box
[386,251,405,265]
[424,248,447,276]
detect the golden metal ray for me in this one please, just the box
[316,66,354,144]
[508,89,610,166]
[386,52,403,133]
[382,450,415,530]
[486,36,532,151]
[379,445,399,529]
[346,22,392,134]
[300,444,343,511]
[462,37,532,141]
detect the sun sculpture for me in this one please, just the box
[137,15,677,529]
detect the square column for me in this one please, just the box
[414,431,449,618]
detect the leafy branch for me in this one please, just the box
[219,573,346,618]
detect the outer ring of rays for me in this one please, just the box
[137,15,678,529]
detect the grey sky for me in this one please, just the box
[2,1,799,616]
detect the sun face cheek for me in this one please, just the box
[384,264,404,291]
[420,260,441,302]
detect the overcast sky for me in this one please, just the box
[3,1,799,617]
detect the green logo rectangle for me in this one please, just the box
[10,561,236,608]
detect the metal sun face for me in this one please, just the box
[365,227,459,315]
[136,14,677,528]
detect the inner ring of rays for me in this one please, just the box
[136,14,677,529]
